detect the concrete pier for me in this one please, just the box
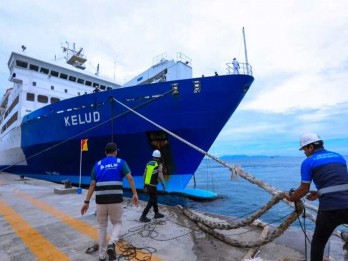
[0,172,347,261]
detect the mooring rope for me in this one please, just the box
[112,96,283,197]
[110,95,348,247]
[4,86,344,250]
[181,194,284,230]
[179,199,303,248]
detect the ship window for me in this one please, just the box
[78,92,81,96]
[16,60,28,69]
[65,89,68,93]
[60,73,68,80]
[27,93,35,101]
[69,75,76,82]
[93,83,99,88]
[51,97,60,103]
[193,80,201,93]
[38,95,48,103]
[100,85,106,90]
[51,70,59,77]
[77,78,84,84]
[51,86,54,90]
[40,67,49,74]
[32,82,37,86]
[107,87,113,90]
[171,83,179,95]
[85,80,92,86]
[29,64,39,71]
[5,95,19,118]
[2,112,18,133]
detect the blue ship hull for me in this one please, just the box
[2,74,253,192]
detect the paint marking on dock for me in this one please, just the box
[14,190,98,241]
[0,199,70,261]
[14,190,164,261]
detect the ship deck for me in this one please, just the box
[0,172,346,261]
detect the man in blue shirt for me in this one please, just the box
[81,142,139,261]
[285,133,348,261]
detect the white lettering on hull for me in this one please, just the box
[64,111,100,126]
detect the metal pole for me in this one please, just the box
[242,27,249,75]
[79,144,82,188]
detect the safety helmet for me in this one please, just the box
[152,150,161,158]
[299,133,322,150]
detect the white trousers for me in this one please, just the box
[96,203,123,259]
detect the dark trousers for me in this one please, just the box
[142,186,159,217]
[311,209,348,261]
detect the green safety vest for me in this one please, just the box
[144,160,159,185]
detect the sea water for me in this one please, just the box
[151,155,348,231]
[186,156,313,229]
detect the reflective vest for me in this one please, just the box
[144,160,159,186]
[94,156,124,204]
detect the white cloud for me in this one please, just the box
[1,0,348,155]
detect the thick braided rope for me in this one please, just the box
[180,201,304,248]
[181,194,283,230]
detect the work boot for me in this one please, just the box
[140,215,151,222]
[154,213,164,219]
[106,242,116,260]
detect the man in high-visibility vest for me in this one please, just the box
[81,142,139,261]
[140,150,166,222]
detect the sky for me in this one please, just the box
[0,0,347,157]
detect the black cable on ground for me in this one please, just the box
[114,217,203,260]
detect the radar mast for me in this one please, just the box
[62,42,87,70]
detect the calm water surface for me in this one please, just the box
[131,155,348,231]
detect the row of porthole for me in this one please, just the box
[15,59,115,91]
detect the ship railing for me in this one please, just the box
[226,62,253,76]
[152,53,168,66]
[152,52,192,67]
[176,52,192,67]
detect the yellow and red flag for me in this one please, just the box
[81,139,88,152]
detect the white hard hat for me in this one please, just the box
[152,150,161,158]
[299,133,322,150]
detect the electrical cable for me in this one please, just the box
[294,202,313,261]
[107,216,202,261]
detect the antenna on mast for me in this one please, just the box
[61,42,87,70]
[242,27,250,75]
[95,64,100,76]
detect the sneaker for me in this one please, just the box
[154,213,164,219]
[106,243,115,260]
[99,258,106,261]
[140,216,151,222]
